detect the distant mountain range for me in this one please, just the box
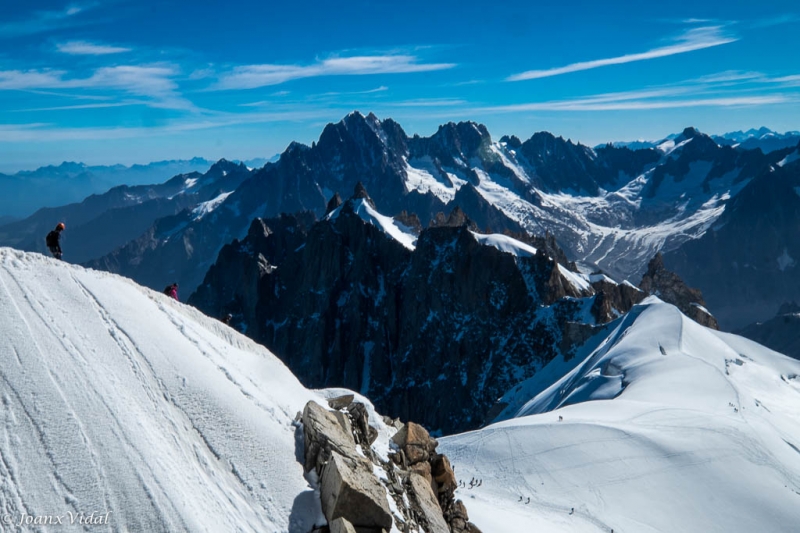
[0,159,253,264]
[82,114,793,329]
[607,127,800,155]
[0,156,276,219]
[2,112,798,335]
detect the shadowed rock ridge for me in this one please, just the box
[190,184,645,433]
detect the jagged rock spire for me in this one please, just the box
[639,253,719,329]
[430,206,475,229]
[326,192,343,215]
[349,181,377,209]
[353,181,370,199]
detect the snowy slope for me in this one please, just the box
[470,231,537,257]
[441,298,800,533]
[0,248,324,532]
[327,198,418,250]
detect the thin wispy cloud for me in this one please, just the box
[188,68,215,81]
[481,95,789,112]
[456,72,800,116]
[751,14,800,28]
[771,75,800,88]
[318,86,389,97]
[20,88,112,101]
[215,55,455,90]
[0,70,67,90]
[0,65,196,111]
[508,26,737,81]
[0,3,97,38]
[240,86,388,107]
[0,109,340,142]
[13,101,141,112]
[388,98,467,107]
[691,71,764,84]
[57,40,131,55]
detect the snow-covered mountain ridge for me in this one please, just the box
[0,248,323,532]
[608,127,800,154]
[87,113,790,306]
[441,297,800,532]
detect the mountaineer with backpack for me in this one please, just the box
[164,283,179,301]
[45,223,65,259]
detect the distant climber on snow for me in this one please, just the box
[45,223,65,260]
[164,283,178,301]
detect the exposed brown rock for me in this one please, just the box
[303,399,480,533]
[410,461,436,497]
[348,401,379,446]
[394,210,422,234]
[639,253,719,329]
[328,394,355,410]
[329,517,357,533]
[392,422,437,465]
[326,193,344,215]
[590,278,646,324]
[408,473,450,533]
[332,410,352,436]
[320,451,393,530]
[446,500,470,532]
[560,321,602,359]
[430,454,457,497]
[430,206,474,228]
[302,401,358,473]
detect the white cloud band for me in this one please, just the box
[508,26,736,81]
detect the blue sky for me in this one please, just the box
[1,0,799,171]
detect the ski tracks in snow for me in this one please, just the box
[0,266,110,522]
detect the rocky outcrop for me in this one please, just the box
[187,213,315,326]
[301,396,480,533]
[321,452,393,530]
[639,253,719,329]
[591,278,646,324]
[329,517,357,533]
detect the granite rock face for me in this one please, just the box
[301,398,480,533]
[320,452,393,530]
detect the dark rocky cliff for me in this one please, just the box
[190,186,642,434]
[640,253,719,330]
